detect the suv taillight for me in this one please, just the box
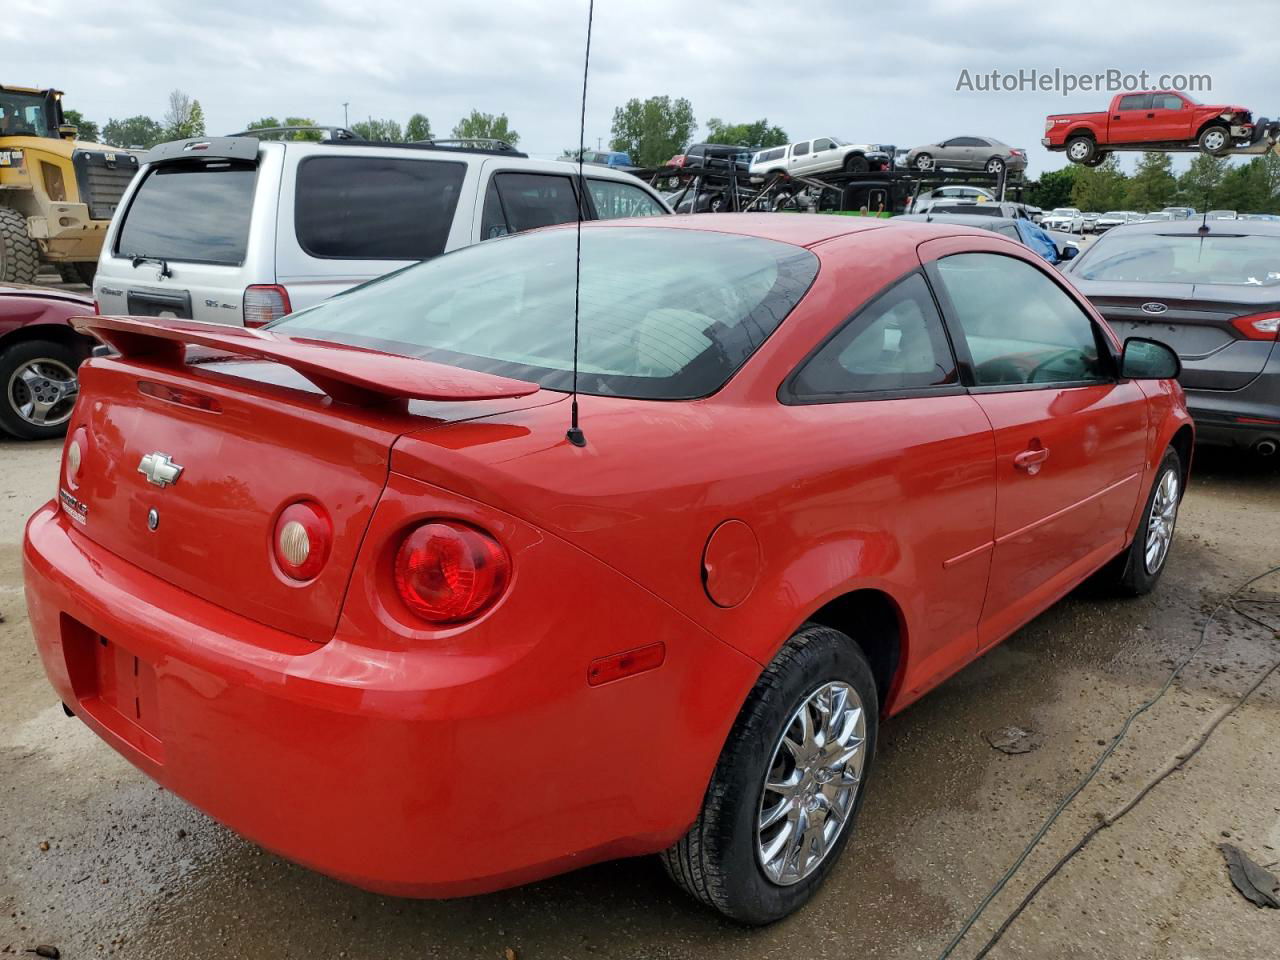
[394,521,510,623]
[243,285,292,328]
[1231,312,1280,341]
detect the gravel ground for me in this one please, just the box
[1,437,1277,960]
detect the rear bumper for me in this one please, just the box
[1186,362,1280,449]
[23,498,758,897]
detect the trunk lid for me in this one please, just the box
[63,320,546,642]
[1085,282,1280,390]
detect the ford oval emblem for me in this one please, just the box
[1141,302,1169,315]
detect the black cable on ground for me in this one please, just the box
[936,563,1280,960]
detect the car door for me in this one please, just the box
[783,269,996,694]
[789,141,812,174]
[939,138,975,169]
[810,138,840,173]
[1110,93,1155,143]
[1149,93,1194,141]
[922,237,1149,650]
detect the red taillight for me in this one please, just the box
[272,502,331,581]
[243,284,292,328]
[394,521,510,623]
[1231,311,1280,340]
[93,299,101,315]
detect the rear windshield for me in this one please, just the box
[1075,232,1280,286]
[116,161,257,265]
[272,226,818,400]
[932,204,1002,217]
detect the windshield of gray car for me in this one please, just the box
[1075,232,1280,286]
[270,227,820,400]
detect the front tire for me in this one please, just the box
[914,153,934,171]
[662,624,878,925]
[0,207,40,284]
[843,153,869,174]
[1102,447,1183,595]
[1198,125,1230,156]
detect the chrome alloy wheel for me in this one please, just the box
[1144,468,1180,574]
[756,680,866,886]
[7,357,78,428]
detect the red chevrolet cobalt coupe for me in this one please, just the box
[24,215,1191,924]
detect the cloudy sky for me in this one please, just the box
[6,0,1277,174]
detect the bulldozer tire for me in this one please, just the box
[0,207,40,284]
[73,262,97,286]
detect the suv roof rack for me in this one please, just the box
[411,137,526,156]
[229,125,360,141]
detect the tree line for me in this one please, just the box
[604,95,788,165]
[1027,151,1280,215]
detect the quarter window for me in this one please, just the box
[587,179,666,221]
[294,156,465,260]
[481,172,581,239]
[934,253,1107,386]
[790,273,957,399]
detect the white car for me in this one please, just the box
[1041,207,1085,233]
[909,185,995,213]
[1094,210,1144,233]
[94,132,670,326]
[750,137,890,178]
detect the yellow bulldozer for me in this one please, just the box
[0,85,140,284]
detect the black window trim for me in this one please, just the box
[293,153,468,262]
[779,266,966,406]
[484,166,590,226]
[922,249,1122,393]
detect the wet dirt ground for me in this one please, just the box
[2,437,1277,959]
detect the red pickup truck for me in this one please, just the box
[1043,91,1275,165]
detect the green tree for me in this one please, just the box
[1027,166,1078,209]
[244,116,323,141]
[62,109,100,143]
[610,95,696,167]
[351,118,405,142]
[1216,158,1276,213]
[1070,155,1129,211]
[405,113,432,142]
[1175,154,1230,209]
[162,90,205,139]
[1125,152,1177,211]
[101,115,165,149]
[703,118,787,150]
[451,110,519,146]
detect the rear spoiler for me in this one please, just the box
[72,315,540,406]
[141,137,261,165]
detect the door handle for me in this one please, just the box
[1014,446,1051,474]
[1146,112,1155,118]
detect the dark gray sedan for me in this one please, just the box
[904,136,1028,174]
[1066,220,1280,456]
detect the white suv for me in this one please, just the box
[749,138,890,178]
[94,133,670,326]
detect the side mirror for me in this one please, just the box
[58,123,78,140]
[1060,245,1079,260]
[1121,337,1180,380]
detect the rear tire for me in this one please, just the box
[0,207,40,284]
[1198,125,1230,156]
[1066,135,1097,165]
[0,339,82,440]
[1099,448,1182,595]
[985,156,1006,175]
[661,624,878,925]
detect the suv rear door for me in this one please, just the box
[95,138,280,326]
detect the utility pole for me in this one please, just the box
[342,102,349,127]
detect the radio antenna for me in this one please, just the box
[566,0,595,448]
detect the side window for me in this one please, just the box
[792,141,810,157]
[934,253,1107,387]
[1117,94,1153,111]
[295,156,466,260]
[481,172,581,239]
[1154,93,1183,110]
[587,180,665,220]
[812,138,835,151]
[790,273,958,399]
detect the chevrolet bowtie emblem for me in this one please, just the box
[137,452,184,488]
